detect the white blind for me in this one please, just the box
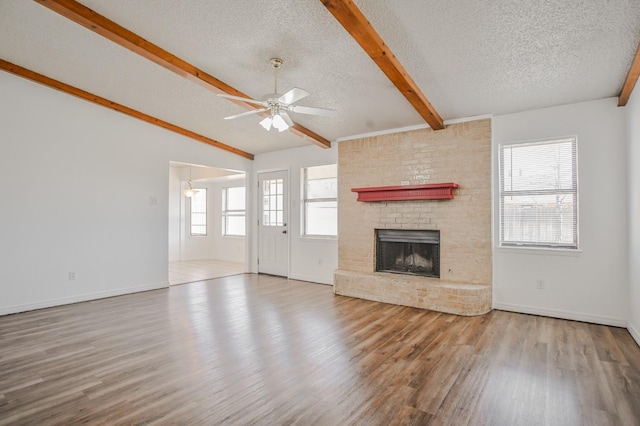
[303,164,338,237]
[222,187,246,236]
[499,137,578,249]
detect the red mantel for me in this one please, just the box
[351,182,459,202]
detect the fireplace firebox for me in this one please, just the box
[376,229,440,278]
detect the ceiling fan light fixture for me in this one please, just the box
[272,114,289,132]
[259,116,273,131]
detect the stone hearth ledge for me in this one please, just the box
[334,270,491,316]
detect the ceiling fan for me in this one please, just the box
[218,58,337,132]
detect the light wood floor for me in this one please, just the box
[1,274,639,425]
[168,259,245,285]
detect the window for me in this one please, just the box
[190,189,207,236]
[302,164,337,237]
[262,178,284,226]
[499,137,577,249]
[222,186,246,236]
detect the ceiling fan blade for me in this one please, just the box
[289,105,337,118]
[224,108,268,120]
[217,93,267,106]
[278,87,309,105]
[280,112,294,127]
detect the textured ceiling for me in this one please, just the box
[1,0,638,156]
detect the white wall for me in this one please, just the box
[0,72,251,315]
[181,177,246,264]
[492,98,629,326]
[168,166,181,262]
[628,88,640,344]
[250,144,338,284]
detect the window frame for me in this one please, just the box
[222,186,246,237]
[261,178,285,227]
[302,164,338,239]
[499,136,579,250]
[189,188,207,237]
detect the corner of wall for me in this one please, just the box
[629,321,640,348]
[627,86,640,347]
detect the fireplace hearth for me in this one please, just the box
[376,229,440,278]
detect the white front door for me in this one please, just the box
[258,170,289,277]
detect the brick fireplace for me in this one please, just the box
[334,119,492,316]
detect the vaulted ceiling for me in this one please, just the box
[1,0,639,158]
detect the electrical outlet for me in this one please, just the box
[69,272,77,281]
[149,196,158,206]
[536,279,545,289]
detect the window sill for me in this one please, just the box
[497,246,582,256]
[222,235,245,239]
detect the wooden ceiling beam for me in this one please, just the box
[34,0,331,149]
[0,59,254,160]
[320,0,444,130]
[618,42,640,107]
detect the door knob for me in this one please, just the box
[282,230,287,234]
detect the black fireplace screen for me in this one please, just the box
[376,229,440,278]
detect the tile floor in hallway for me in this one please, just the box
[168,259,245,285]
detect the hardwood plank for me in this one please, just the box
[34,0,332,149]
[600,361,640,424]
[588,322,631,365]
[320,0,444,130]
[1,274,639,425]
[545,367,582,426]
[507,316,548,425]
[389,405,433,426]
[473,312,527,425]
[436,313,508,425]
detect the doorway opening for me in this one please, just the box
[168,162,246,285]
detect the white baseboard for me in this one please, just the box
[628,321,640,348]
[493,302,627,328]
[0,282,169,316]
[289,274,333,286]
